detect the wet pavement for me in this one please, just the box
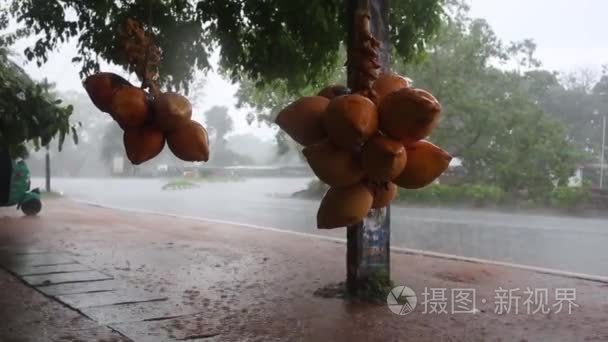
[0,267,129,342]
[36,177,608,276]
[0,199,607,341]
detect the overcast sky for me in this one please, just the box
[11,0,608,139]
[469,0,608,72]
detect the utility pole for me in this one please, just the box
[601,114,606,189]
[45,144,51,193]
[346,0,391,296]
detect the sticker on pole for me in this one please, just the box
[387,286,417,315]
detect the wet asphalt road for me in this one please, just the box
[34,177,608,276]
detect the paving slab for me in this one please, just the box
[0,268,131,342]
[0,253,76,271]
[16,262,92,276]
[0,325,130,342]
[81,299,203,325]
[57,290,168,309]
[23,270,113,286]
[110,314,222,342]
[0,246,55,255]
[38,279,121,297]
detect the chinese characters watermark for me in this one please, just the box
[388,286,579,315]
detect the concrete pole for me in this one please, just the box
[601,114,606,189]
[45,145,51,193]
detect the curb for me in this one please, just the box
[75,199,608,284]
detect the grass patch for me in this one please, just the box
[162,174,245,190]
[162,179,200,191]
[347,268,394,303]
[313,269,394,304]
[190,174,245,183]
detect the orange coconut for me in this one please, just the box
[167,120,210,162]
[361,135,407,182]
[378,87,441,145]
[323,94,378,150]
[393,140,452,189]
[111,86,150,129]
[275,96,329,146]
[368,182,398,209]
[154,92,193,132]
[317,184,373,229]
[123,125,165,165]
[303,141,364,187]
[372,73,410,104]
[83,72,131,114]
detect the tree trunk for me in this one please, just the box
[345,0,392,297]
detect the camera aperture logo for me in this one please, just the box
[387,286,417,315]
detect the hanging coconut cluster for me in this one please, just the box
[276,13,452,229]
[83,19,209,165]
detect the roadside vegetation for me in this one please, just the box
[161,173,244,190]
[295,180,602,214]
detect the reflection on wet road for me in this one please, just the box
[35,177,608,276]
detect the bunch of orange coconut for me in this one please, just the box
[276,73,452,229]
[84,73,209,165]
[83,18,209,166]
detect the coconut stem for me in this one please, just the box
[346,7,381,102]
[120,17,162,98]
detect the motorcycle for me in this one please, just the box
[1,151,42,216]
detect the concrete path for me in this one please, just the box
[0,199,607,341]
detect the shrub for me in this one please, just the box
[397,183,504,207]
[461,184,505,206]
[550,186,591,210]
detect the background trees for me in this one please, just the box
[0,49,76,157]
[5,0,607,204]
[239,0,605,204]
[202,105,254,166]
[6,0,443,170]
[1,6,77,158]
[8,0,442,90]
[397,9,583,198]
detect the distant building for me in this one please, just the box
[112,156,124,174]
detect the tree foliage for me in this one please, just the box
[524,68,608,157]
[202,105,253,166]
[396,3,583,198]
[7,0,443,92]
[204,106,233,144]
[1,5,77,157]
[0,49,76,156]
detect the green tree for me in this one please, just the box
[202,105,253,166]
[7,0,443,165]
[0,50,76,157]
[1,6,77,158]
[395,3,581,199]
[204,106,233,145]
[524,69,601,154]
[100,121,125,169]
[7,0,442,92]
[26,90,113,176]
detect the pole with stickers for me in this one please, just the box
[275,0,451,299]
